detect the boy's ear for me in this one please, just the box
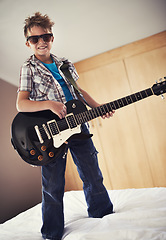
[26,41,30,48]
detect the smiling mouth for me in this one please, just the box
[38,46,47,50]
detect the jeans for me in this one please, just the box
[41,124,113,240]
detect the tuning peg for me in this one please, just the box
[161,94,165,100]
[159,78,163,82]
[164,76,166,79]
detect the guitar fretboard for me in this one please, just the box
[74,87,153,125]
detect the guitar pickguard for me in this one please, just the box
[51,124,81,148]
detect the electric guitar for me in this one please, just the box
[11,78,166,166]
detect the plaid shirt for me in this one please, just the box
[18,54,79,103]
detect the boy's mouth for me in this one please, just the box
[38,46,47,50]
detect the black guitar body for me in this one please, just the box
[11,100,91,166]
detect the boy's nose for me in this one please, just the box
[38,37,45,44]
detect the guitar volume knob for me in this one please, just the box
[41,145,47,151]
[38,155,43,161]
[49,152,54,158]
[30,149,36,155]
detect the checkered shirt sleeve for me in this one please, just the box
[18,64,32,92]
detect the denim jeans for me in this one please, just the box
[41,124,113,240]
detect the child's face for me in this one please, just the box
[26,26,54,60]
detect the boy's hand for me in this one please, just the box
[95,103,115,119]
[49,101,67,119]
[101,110,115,119]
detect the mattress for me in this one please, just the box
[0,188,166,240]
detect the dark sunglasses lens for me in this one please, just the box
[42,34,52,42]
[29,36,39,44]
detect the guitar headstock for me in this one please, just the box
[152,77,166,96]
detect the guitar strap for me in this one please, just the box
[60,62,90,107]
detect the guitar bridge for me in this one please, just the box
[42,124,51,139]
[34,125,44,144]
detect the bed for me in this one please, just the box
[0,188,166,240]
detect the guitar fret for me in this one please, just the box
[82,112,88,122]
[98,107,103,116]
[141,90,148,98]
[85,112,89,121]
[117,99,124,107]
[99,106,104,115]
[107,102,113,110]
[116,100,120,109]
[85,111,92,121]
[103,105,108,113]
[91,109,95,118]
[102,105,107,114]
[139,91,143,98]
[121,97,128,106]
[105,104,110,112]
[91,108,98,118]
[99,105,106,115]
[88,109,94,120]
[135,92,142,100]
[114,101,120,109]
[95,107,101,117]
[74,114,79,124]
[125,96,133,105]
[89,109,95,119]
[79,113,85,124]
[113,102,116,109]
[84,112,88,122]
[109,102,116,110]
[130,94,137,103]
[75,114,82,125]
[84,111,88,121]
[146,88,153,96]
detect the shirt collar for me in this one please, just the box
[30,54,67,68]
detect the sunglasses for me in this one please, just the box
[27,33,53,44]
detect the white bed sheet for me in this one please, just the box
[0,188,166,240]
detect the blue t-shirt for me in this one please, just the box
[42,61,73,102]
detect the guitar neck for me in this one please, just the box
[75,87,153,125]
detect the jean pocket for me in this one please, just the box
[88,149,99,165]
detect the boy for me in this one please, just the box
[17,12,114,240]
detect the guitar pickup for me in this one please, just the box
[66,113,77,129]
[47,120,60,136]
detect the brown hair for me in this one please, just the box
[24,12,54,37]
